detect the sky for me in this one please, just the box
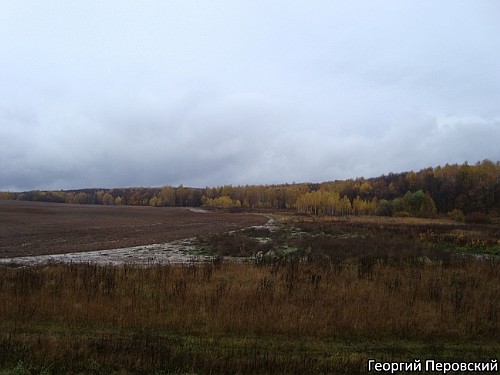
[1,1,499,191]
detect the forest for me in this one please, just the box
[1,160,499,221]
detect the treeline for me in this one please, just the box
[1,160,499,218]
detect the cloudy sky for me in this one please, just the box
[1,1,499,191]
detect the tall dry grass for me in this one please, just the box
[0,255,498,374]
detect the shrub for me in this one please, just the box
[447,209,465,223]
[465,212,491,224]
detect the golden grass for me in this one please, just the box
[0,257,498,374]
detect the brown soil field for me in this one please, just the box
[0,200,268,258]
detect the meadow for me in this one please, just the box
[0,207,498,374]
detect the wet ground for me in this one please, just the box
[0,238,208,266]
[0,200,268,261]
[0,217,278,266]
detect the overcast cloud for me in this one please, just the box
[1,1,499,191]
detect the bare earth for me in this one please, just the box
[0,200,268,259]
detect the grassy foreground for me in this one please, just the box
[1,216,498,374]
[1,257,498,374]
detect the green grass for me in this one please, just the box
[1,329,498,374]
[448,245,500,257]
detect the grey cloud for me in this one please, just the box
[1,1,499,191]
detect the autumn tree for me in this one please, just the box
[0,192,14,200]
[102,193,114,205]
[376,199,393,216]
[159,186,176,206]
[204,195,241,208]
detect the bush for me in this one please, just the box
[394,211,411,218]
[465,212,491,224]
[447,209,465,223]
[376,199,393,216]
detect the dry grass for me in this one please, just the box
[0,256,498,374]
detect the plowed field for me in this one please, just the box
[0,200,268,258]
